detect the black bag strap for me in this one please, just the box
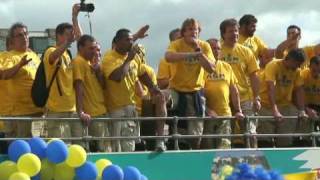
[53,49,73,96]
[47,58,62,91]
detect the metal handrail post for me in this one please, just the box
[245,116,250,148]
[173,116,179,150]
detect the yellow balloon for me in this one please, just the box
[40,159,55,180]
[54,162,75,180]
[0,160,18,179]
[95,159,112,177]
[17,153,41,177]
[9,172,30,180]
[66,144,87,168]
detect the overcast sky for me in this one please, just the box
[1,0,320,70]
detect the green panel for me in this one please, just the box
[264,149,309,174]
[88,151,214,180]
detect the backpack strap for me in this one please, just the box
[47,58,62,92]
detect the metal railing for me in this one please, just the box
[0,116,319,150]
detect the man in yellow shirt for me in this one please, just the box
[157,28,181,89]
[202,39,244,149]
[219,18,261,148]
[165,18,215,149]
[258,49,307,147]
[102,28,162,152]
[73,35,111,152]
[275,25,320,69]
[302,56,320,146]
[4,23,43,138]
[238,14,274,67]
[43,22,77,143]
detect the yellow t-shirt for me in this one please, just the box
[73,55,107,117]
[238,35,268,59]
[220,43,259,102]
[0,52,14,116]
[204,61,238,116]
[43,47,75,112]
[135,64,157,115]
[301,68,320,105]
[166,38,215,92]
[8,50,42,115]
[157,58,176,80]
[102,49,145,113]
[282,46,315,69]
[260,60,303,107]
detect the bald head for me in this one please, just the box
[207,38,221,59]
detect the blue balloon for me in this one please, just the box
[28,137,47,159]
[123,166,141,180]
[75,161,98,180]
[141,174,148,180]
[31,174,40,180]
[46,140,68,164]
[8,140,31,162]
[269,170,284,180]
[102,165,124,180]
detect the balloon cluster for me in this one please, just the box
[219,163,284,180]
[0,137,148,180]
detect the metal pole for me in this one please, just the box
[173,116,179,150]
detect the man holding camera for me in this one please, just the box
[43,22,79,144]
[102,29,162,152]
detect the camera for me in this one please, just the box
[80,0,95,12]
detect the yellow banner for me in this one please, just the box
[284,171,317,180]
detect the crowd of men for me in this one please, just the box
[0,4,319,153]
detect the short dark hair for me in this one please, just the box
[169,28,180,41]
[310,55,320,66]
[287,25,301,34]
[239,14,257,27]
[113,28,131,43]
[220,18,238,39]
[55,23,73,37]
[77,34,96,50]
[285,48,305,63]
[8,22,28,39]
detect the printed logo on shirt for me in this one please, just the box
[304,85,320,95]
[207,72,226,81]
[221,54,240,64]
[277,75,292,86]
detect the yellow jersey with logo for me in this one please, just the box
[301,68,320,105]
[102,49,146,113]
[135,64,157,115]
[0,52,14,116]
[157,58,176,80]
[220,43,259,102]
[260,60,303,107]
[238,34,268,59]
[73,55,107,116]
[166,38,215,92]
[204,61,238,116]
[43,47,75,112]
[8,50,42,115]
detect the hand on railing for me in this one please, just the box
[298,110,308,121]
[235,111,244,121]
[79,111,91,126]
